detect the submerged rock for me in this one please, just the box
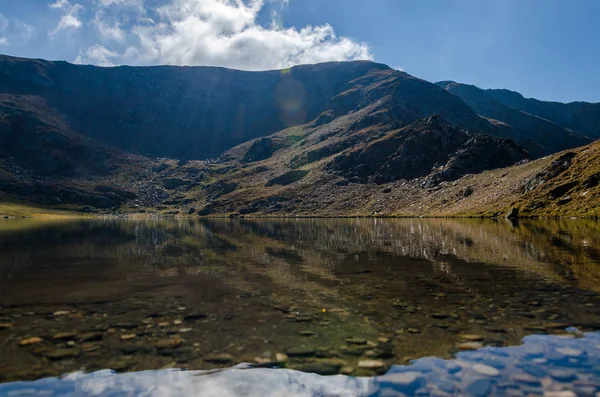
[505,207,519,219]
[154,338,182,350]
[459,342,484,351]
[345,338,367,345]
[293,361,343,376]
[286,347,316,357]
[53,331,78,341]
[19,337,42,346]
[204,354,233,364]
[357,360,385,370]
[45,348,80,360]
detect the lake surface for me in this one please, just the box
[1,218,600,395]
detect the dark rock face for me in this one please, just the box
[485,88,600,139]
[436,81,595,157]
[0,95,113,177]
[523,152,576,193]
[0,55,492,162]
[330,116,529,185]
[0,56,398,160]
[243,138,276,162]
[265,170,309,186]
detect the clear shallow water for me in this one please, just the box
[1,331,599,396]
[1,218,600,393]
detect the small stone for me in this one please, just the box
[174,320,183,325]
[485,327,507,334]
[460,334,484,341]
[45,348,80,360]
[158,322,170,327]
[300,331,315,336]
[0,323,12,330]
[294,361,343,375]
[82,343,101,352]
[193,343,200,348]
[510,373,541,386]
[548,369,576,382]
[358,360,385,369]
[377,337,390,344]
[346,337,367,345]
[19,337,42,346]
[378,371,422,391]
[178,328,193,334]
[464,379,492,397]
[111,323,139,330]
[66,341,76,347]
[473,364,500,377]
[275,353,288,363]
[254,357,273,365]
[341,366,354,375]
[459,342,484,351]
[53,311,70,317]
[286,347,315,357]
[544,392,576,397]
[154,338,182,349]
[80,332,104,342]
[184,313,207,322]
[53,332,78,341]
[121,334,136,341]
[205,353,233,364]
[408,328,420,334]
[556,347,583,357]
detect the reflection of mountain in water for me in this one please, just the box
[1,218,600,293]
[199,218,600,291]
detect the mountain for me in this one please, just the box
[1,54,600,218]
[436,81,592,157]
[485,88,600,138]
[0,55,485,160]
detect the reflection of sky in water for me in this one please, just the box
[2,331,599,397]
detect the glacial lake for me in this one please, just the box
[1,218,600,396]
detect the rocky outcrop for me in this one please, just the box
[437,81,593,157]
[329,116,528,185]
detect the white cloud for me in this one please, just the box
[49,0,84,38]
[17,22,35,40]
[0,13,8,45]
[97,0,143,6]
[94,12,125,41]
[77,0,372,70]
[0,13,34,46]
[75,44,118,66]
[0,13,8,31]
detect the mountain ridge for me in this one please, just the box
[1,54,600,218]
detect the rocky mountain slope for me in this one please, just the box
[485,87,600,138]
[160,113,598,218]
[0,55,484,160]
[436,81,592,157]
[1,54,600,218]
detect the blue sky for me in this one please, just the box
[0,0,598,103]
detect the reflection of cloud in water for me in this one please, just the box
[0,366,371,397]
[3,332,600,396]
